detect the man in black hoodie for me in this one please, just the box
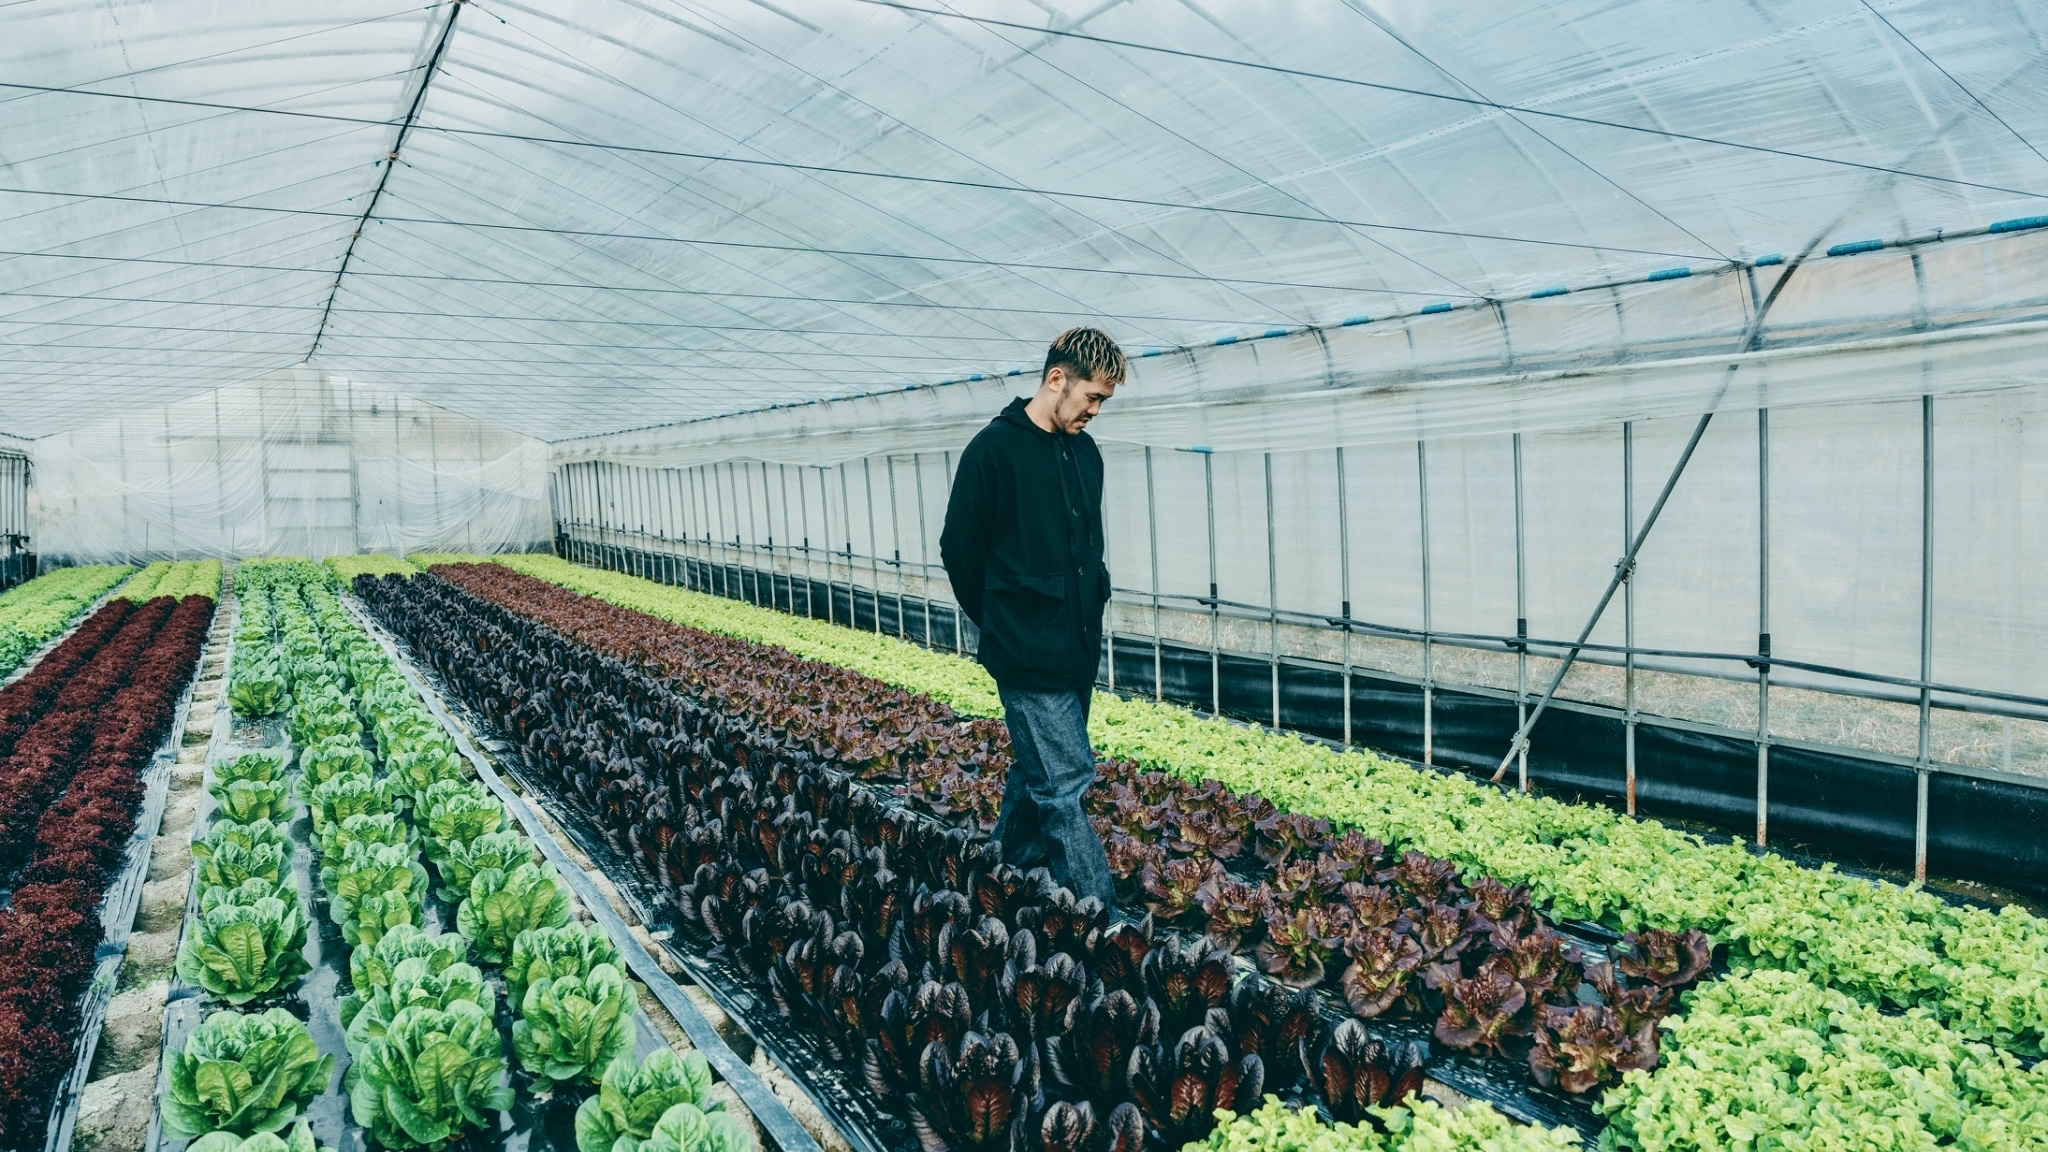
[940,328,1125,905]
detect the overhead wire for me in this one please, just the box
[885,0,1482,306]
[843,0,2048,202]
[0,80,1732,261]
[308,0,466,357]
[462,0,1205,357]
[0,183,1496,297]
[1855,0,2048,169]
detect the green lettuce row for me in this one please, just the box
[120,559,224,602]
[1196,1096,1579,1152]
[0,563,133,677]
[255,566,520,1147]
[1599,968,2048,1152]
[477,554,2048,1058]
[326,554,420,582]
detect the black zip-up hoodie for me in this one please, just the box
[940,397,1109,692]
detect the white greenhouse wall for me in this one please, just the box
[29,369,551,563]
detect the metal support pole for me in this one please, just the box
[913,454,933,646]
[1146,447,1162,702]
[637,466,650,580]
[861,458,881,634]
[944,451,961,654]
[593,461,609,569]
[819,466,836,625]
[1337,446,1353,749]
[757,461,771,604]
[669,468,684,584]
[1623,424,1637,816]
[1203,451,1220,716]
[1266,452,1280,729]
[840,466,858,628]
[887,455,905,639]
[1513,432,1529,793]
[1758,409,1773,846]
[1418,441,1434,765]
[1916,394,1934,882]
[777,462,792,608]
[797,466,814,619]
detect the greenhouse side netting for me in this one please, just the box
[542,227,2048,898]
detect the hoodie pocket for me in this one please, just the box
[983,569,1069,673]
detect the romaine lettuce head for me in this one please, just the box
[506,921,621,1008]
[344,956,492,1056]
[176,884,311,1005]
[511,963,635,1084]
[346,1000,513,1149]
[456,861,571,964]
[574,1050,719,1152]
[163,1008,333,1139]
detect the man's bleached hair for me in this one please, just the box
[1042,327,1127,387]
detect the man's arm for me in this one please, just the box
[939,439,991,627]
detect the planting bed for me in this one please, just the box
[355,564,1650,1152]
[385,555,2048,1152]
[0,565,216,1150]
[139,559,765,1152]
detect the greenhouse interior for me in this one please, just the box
[3,2,2047,1151]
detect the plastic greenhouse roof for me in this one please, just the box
[4,0,2047,441]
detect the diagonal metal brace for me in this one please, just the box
[1492,261,1805,784]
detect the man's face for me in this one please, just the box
[1046,366,1117,433]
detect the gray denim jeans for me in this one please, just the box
[992,687,1114,906]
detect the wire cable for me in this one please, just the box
[846,0,2048,202]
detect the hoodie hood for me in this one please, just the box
[997,395,1052,437]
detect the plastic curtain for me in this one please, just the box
[29,369,550,563]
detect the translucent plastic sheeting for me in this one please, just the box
[30,368,550,562]
[553,227,2048,466]
[6,1,2048,439]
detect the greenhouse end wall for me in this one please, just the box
[28,370,553,564]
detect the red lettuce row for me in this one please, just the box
[421,564,1706,1101]
[0,594,213,1148]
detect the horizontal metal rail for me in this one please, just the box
[564,524,2048,724]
